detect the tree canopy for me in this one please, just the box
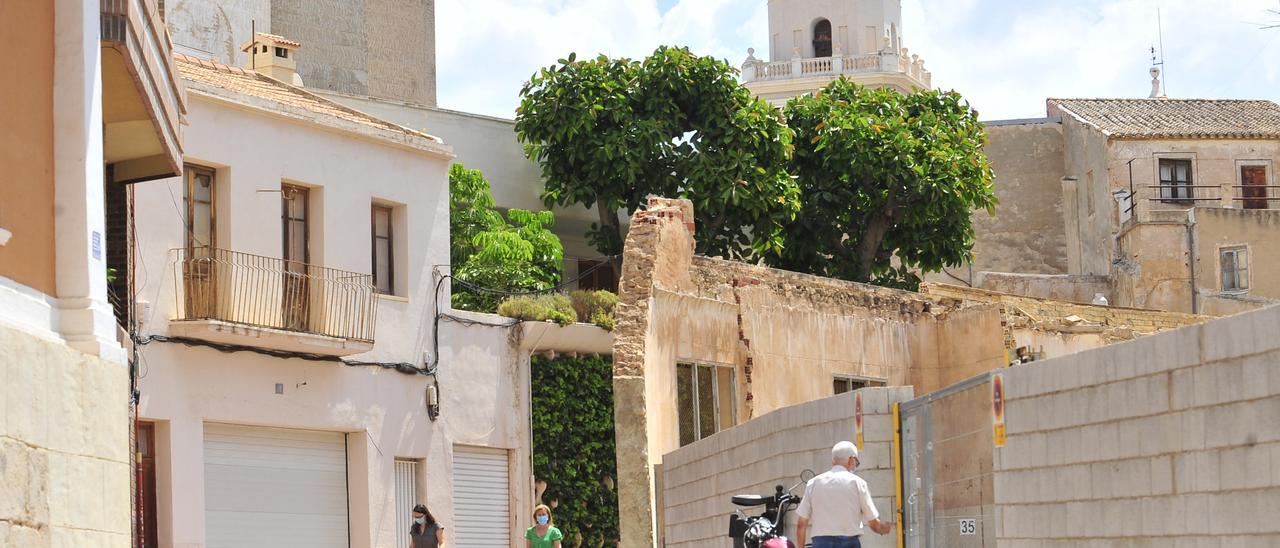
[514,46,799,263]
[449,163,563,312]
[770,78,997,289]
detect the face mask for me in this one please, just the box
[415,517,425,525]
[536,515,549,525]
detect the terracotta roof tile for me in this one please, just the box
[1048,98,1280,139]
[242,32,302,50]
[174,53,445,149]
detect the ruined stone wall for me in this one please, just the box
[920,282,1206,333]
[0,325,131,546]
[995,304,1280,545]
[972,271,1111,305]
[661,387,914,547]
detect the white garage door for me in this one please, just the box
[452,446,511,547]
[204,424,349,548]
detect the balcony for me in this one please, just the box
[741,48,931,89]
[170,248,377,356]
[101,0,186,183]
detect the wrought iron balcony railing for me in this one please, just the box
[173,247,377,342]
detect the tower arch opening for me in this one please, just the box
[813,18,832,58]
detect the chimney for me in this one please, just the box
[1148,65,1165,98]
[241,32,304,87]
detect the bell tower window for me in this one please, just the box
[813,19,833,58]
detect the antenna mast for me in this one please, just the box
[1157,7,1166,94]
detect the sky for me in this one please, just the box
[436,0,1280,121]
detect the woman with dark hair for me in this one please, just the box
[409,504,444,548]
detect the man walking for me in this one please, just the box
[795,441,893,548]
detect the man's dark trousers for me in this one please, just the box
[811,536,861,548]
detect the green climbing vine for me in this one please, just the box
[530,354,619,547]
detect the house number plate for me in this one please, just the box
[959,518,977,535]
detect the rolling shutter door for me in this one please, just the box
[452,446,511,547]
[203,424,349,548]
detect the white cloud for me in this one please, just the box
[438,0,1280,120]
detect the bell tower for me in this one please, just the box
[742,0,930,106]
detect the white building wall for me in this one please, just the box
[766,0,902,60]
[130,92,542,547]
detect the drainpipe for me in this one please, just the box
[1186,209,1198,314]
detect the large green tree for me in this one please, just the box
[450,163,563,312]
[771,78,996,289]
[514,46,798,266]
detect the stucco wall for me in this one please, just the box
[661,387,914,547]
[164,0,271,64]
[1194,207,1280,308]
[0,0,56,296]
[974,120,1068,276]
[0,325,132,547]
[994,304,1280,544]
[1059,113,1113,276]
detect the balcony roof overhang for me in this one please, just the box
[101,0,187,183]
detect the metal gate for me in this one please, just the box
[898,373,996,548]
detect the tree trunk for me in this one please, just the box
[853,186,900,283]
[596,197,624,286]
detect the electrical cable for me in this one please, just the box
[133,333,429,375]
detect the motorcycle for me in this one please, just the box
[727,470,815,548]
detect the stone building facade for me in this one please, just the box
[942,98,1280,315]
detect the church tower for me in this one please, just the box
[742,0,930,105]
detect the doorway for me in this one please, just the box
[281,184,310,331]
[135,422,159,548]
[1241,165,1269,209]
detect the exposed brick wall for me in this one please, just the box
[995,304,1280,544]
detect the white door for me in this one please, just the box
[203,423,349,548]
[452,446,511,547]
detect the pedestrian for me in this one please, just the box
[409,504,444,548]
[524,504,564,548]
[794,441,894,548]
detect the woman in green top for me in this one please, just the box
[524,504,563,548]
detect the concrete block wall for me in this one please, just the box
[0,325,131,546]
[994,304,1280,545]
[661,387,914,547]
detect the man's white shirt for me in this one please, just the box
[795,465,880,538]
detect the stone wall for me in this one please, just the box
[972,272,1111,305]
[994,304,1280,545]
[920,283,1207,333]
[661,387,914,547]
[0,325,131,546]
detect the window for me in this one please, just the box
[577,259,618,293]
[394,459,419,548]
[275,46,288,58]
[677,363,735,446]
[813,19,833,58]
[371,205,394,294]
[1221,246,1249,292]
[1159,159,1194,204]
[833,375,886,395]
[184,164,215,250]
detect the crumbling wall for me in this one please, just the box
[921,282,1206,332]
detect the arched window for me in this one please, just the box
[813,19,833,58]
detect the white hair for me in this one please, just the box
[831,441,858,463]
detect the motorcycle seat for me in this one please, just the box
[731,494,769,507]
